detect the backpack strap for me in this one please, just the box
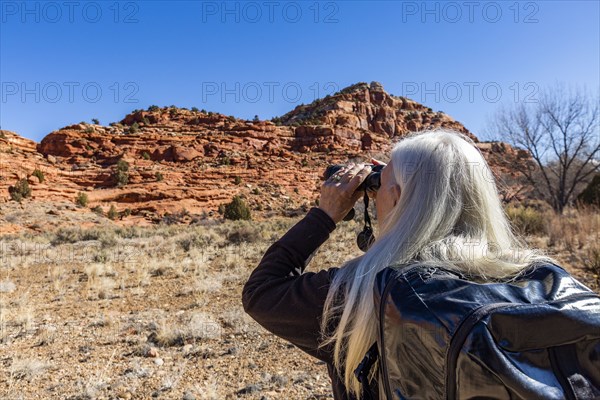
[354,342,379,400]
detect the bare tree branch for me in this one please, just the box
[491,84,600,213]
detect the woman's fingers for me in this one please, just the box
[319,163,372,223]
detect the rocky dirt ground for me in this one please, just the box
[0,201,598,399]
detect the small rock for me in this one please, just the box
[154,358,164,366]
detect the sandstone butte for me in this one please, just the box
[0,81,535,225]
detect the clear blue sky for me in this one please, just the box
[1,0,598,142]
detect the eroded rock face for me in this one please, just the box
[3,82,535,223]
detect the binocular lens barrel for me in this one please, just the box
[324,164,383,192]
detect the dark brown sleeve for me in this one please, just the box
[242,207,341,363]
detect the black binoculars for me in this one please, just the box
[322,163,385,252]
[323,164,384,193]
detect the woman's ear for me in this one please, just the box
[391,183,401,207]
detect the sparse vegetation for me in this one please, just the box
[129,122,140,134]
[223,195,252,221]
[113,159,130,187]
[156,171,164,182]
[8,179,32,202]
[91,205,104,216]
[142,151,151,160]
[76,192,89,207]
[505,205,546,236]
[233,176,242,185]
[107,205,118,220]
[32,169,45,183]
[91,118,100,125]
[191,107,199,112]
[148,105,160,111]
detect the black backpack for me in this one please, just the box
[354,262,600,400]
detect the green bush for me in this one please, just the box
[191,107,199,112]
[505,206,546,236]
[76,192,89,207]
[91,206,104,216]
[155,172,164,182]
[142,151,151,160]
[129,122,140,134]
[234,176,242,185]
[8,179,31,202]
[148,105,160,112]
[114,160,130,187]
[91,118,100,125]
[223,196,252,221]
[107,205,118,220]
[32,169,45,183]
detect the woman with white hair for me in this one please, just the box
[242,129,565,399]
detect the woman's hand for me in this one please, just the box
[318,163,372,224]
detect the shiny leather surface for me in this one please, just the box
[374,263,600,400]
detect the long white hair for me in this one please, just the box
[318,129,558,397]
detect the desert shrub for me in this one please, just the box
[177,229,220,252]
[91,118,100,125]
[577,173,600,208]
[142,117,150,125]
[505,205,546,236]
[129,122,140,134]
[585,245,600,284]
[148,105,160,112]
[122,208,132,217]
[107,205,118,220]
[76,192,89,207]
[223,196,251,221]
[91,205,104,216]
[251,187,261,195]
[142,151,151,160]
[32,169,45,183]
[221,222,261,244]
[8,179,31,202]
[233,176,242,185]
[155,172,164,182]
[113,159,129,187]
[51,227,117,247]
[191,107,199,112]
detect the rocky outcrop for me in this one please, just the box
[2,82,535,223]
